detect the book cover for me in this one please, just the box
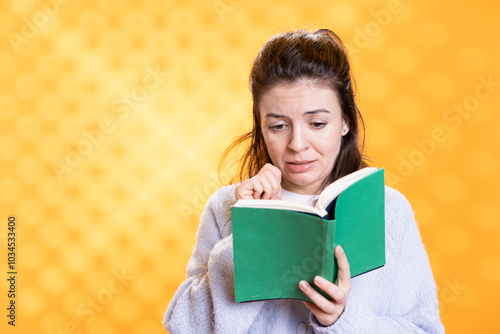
[231,168,385,303]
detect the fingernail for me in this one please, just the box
[299,280,308,291]
[337,245,344,254]
[314,275,325,286]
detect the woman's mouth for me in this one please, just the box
[286,160,316,172]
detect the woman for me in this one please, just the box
[164,28,445,333]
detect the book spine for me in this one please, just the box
[321,220,336,283]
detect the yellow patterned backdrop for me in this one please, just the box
[0,0,499,333]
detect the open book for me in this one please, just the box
[231,167,385,302]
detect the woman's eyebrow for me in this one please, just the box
[264,113,286,118]
[304,108,331,115]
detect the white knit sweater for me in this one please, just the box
[163,185,445,333]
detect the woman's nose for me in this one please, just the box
[287,127,309,152]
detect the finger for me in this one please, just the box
[235,182,256,200]
[302,300,341,327]
[258,175,274,199]
[262,172,281,199]
[269,164,282,181]
[335,246,351,291]
[302,300,323,318]
[257,164,281,199]
[250,178,264,199]
[235,169,280,200]
[298,280,336,314]
[316,275,347,304]
[260,163,282,183]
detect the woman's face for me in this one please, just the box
[259,80,348,195]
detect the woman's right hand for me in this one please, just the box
[235,163,282,200]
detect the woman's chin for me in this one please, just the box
[282,175,322,193]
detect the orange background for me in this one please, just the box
[1,0,499,333]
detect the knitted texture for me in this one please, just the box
[163,185,445,333]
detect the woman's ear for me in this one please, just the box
[341,119,349,136]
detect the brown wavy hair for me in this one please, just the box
[219,28,369,192]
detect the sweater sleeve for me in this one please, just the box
[163,186,265,334]
[309,187,445,334]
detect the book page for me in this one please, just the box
[233,199,322,216]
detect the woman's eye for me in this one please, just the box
[270,124,286,130]
[310,122,326,129]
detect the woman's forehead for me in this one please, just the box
[260,82,339,107]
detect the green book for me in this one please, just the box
[231,167,385,303]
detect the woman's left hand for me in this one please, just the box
[299,245,351,326]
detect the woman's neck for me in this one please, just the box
[281,180,322,196]
[281,188,319,207]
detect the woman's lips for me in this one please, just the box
[286,160,316,172]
